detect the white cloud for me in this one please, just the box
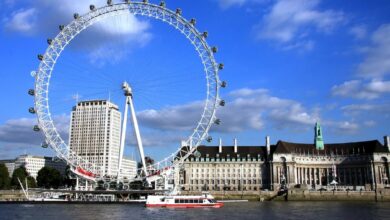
[137,88,319,133]
[257,0,344,50]
[331,23,390,100]
[341,103,390,115]
[357,24,390,78]
[219,0,248,9]
[332,79,390,99]
[4,8,37,33]
[331,79,390,100]
[0,115,69,146]
[349,25,367,40]
[2,0,151,63]
[332,121,359,134]
[125,130,182,148]
[218,0,267,9]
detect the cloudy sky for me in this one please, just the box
[0,0,389,161]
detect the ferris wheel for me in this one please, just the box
[28,0,226,185]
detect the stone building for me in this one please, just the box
[178,138,272,192]
[179,123,390,192]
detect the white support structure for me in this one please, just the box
[118,97,129,181]
[118,82,148,181]
[129,95,148,177]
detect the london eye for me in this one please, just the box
[28,0,226,189]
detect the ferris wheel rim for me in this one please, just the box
[33,1,222,182]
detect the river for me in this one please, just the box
[0,201,389,220]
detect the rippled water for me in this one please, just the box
[0,202,389,220]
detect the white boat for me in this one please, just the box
[146,193,223,208]
[28,193,70,202]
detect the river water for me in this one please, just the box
[0,202,389,220]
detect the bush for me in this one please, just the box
[37,167,63,189]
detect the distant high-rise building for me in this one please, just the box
[69,100,136,179]
[121,158,138,180]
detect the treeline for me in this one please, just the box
[0,163,75,190]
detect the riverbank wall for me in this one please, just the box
[185,189,390,202]
[0,190,31,201]
[2,189,390,202]
[278,189,390,202]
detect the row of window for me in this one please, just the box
[190,163,260,167]
[190,179,261,185]
[192,168,259,172]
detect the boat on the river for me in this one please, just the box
[146,193,223,208]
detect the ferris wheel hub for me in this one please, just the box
[122,81,133,97]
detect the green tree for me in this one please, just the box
[26,176,37,188]
[0,163,11,189]
[37,167,63,189]
[11,167,28,189]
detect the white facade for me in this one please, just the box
[69,100,122,178]
[14,155,66,179]
[121,158,137,180]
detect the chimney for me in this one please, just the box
[266,136,271,157]
[219,138,223,153]
[234,138,238,153]
[385,136,390,152]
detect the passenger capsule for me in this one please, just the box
[28,89,35,96]
[59,25,65,31]
[214,118,221,125]
[219,100,225,107]
[159,1,166,7]
[202,32,208,38]
[190,18,196,26]
[73,13,79,19]
[124,0,131,3]
[207,136,213,143]
[37,54,44,61]
[47,39,53,45]
[220,81,227,88]
[212,46,218,53]
[176,8,182,15]
[107,0,113,6]
[28,107,36,114]
[33,125,40,132]
[218,63,224,70]
[90,5,96,11]
[41,143,49,148]
[142,0,148,3]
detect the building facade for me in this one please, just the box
[178,139,271,192]
[69,100,136,179]
[121,158,138,180]
[179,131,390,192]
[272,138,390,191]
[5,155,67,179]
[69,100,122,178]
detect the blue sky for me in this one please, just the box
[0,0,389,161]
